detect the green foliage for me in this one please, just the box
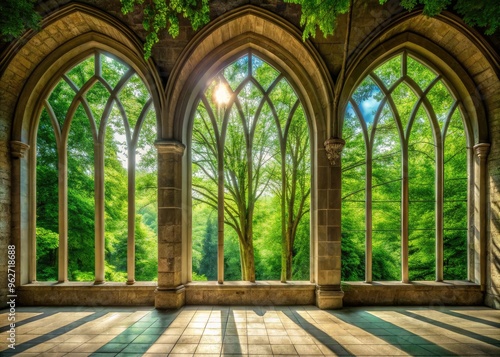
[36,227,59,281]
[192,271,208,281]
[192,54,311,281]
[288,0,498,41]
[0,0,40,40]
[253,197,282,280]
[385,0,452,16]
[342,53,468,282]
[36,53,158,282]
[341,232,364,281]
[198,215,218,280]
[382,0,499,34]
[454,0,499,35]
[120,0,210,58]
[291,219,310,280]
[135,215,159,280]
[285,0,351,40]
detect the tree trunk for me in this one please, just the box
[286,230,293,280]
[239,236,255,282]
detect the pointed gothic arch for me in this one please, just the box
[339,33,490,306]
[6,4,164,305]
[155,5,343,309]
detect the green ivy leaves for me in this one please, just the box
[120,0,210,59]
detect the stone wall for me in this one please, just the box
[486,71,500,308]
[0,0,498,309]
[343,282,484,307]
[0,105,11,309]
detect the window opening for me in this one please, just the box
[35,52,157,283]
[191,52,311,283]
[342,51,468,282]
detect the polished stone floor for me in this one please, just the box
[1,305,499,356]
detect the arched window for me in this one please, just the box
[190,52,311,283]
[342,52,469,282]
[35,51,157,284]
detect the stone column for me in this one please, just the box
[316,137,345,309]
[473,143,489,290]
[11,141,30,286]
[155,140,185,309]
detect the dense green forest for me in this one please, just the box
[36,52,312,282]
[35,51,468,283]
[342,53,468,281]
[36,53,158,281]
[191,54,311,282]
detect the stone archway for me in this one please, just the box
[155,5,344,309]
[338,19,495,306]
[3,3,164,306]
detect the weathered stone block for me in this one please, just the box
[158,207,182,226]
[160,187,182,207]
[158,225,182,243]
[316,287,344,309]
[328,209,341,226]
[155,286,185,309]
[326,226,341,242]
[328,189,341,209]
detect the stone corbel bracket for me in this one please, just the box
[11,141,30,159]
[324,137,345,166]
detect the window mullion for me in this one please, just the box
[94,139,105,284]
[217,107,227,284]
[436,138,444,281]
[127,143,136,285]
[29,143,37,283]
[58,142,68,283]
[217,140,225,284]
[365,147,373,283]
[401,142,409,283]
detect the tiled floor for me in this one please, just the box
[1,305,499,356]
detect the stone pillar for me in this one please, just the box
[155,140,185,309]
[316,137,345,309]
[473,143,489,290]
[11,141,30,286]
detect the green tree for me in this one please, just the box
[192,55,311,282]
[36,53,158,282]
[120,0,210,58]
[2,1,497,58]
[198,215,218,280]
[192,94,274,282]
[270,102,311,282]
[286,0,499,38]
[0,0,40,40]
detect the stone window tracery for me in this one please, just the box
[190,51,311,283]
[342,51,469,283]
[34,51,157,284]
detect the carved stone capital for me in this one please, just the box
[324,137,345,166]
[10,141,30,159]
[155,140,185,155]
[473,143,490,160]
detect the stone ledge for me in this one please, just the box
[342,280,484,306]
[185,281,316,305]
[17,282,157,306]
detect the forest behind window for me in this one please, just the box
[36,52,158,282]
[342,52,468,282]
[191,53,311,282]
